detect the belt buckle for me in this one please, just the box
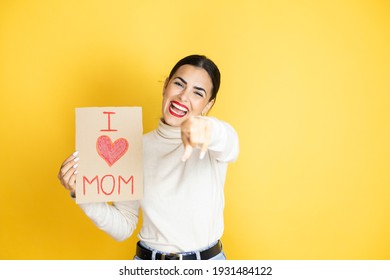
[161,253,183,260]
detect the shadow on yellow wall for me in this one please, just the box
[0,0,389,259]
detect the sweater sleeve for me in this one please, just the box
[207,117,239,163]
[78,200,140,242]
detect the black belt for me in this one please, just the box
[136,241,222,260]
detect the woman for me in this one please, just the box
[58,55,239,260]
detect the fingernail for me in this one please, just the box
[74,170,78,174]
[73,163,78,169]
[200,151,206,159]
[182,154,189,162]
[74,157,80,162]
[73,151,79,157]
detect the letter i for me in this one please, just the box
[100,111,118,132]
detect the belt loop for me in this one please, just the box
[195,251,201,260]
[152,250,157,260]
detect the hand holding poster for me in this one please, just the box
[75,107,143,204]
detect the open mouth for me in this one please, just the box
[169,101,189,118]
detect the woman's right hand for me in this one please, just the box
[57,151,79,197]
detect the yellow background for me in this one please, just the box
[1,0,389,260]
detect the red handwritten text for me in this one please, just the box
[100,111,118,132]
[82,175,134,196]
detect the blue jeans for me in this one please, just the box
[133,241,226,260]
[133,251,226,260]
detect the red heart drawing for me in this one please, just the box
[96,135,129,167]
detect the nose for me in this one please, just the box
[178,87,191,101]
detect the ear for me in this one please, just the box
[164,78,169,88]
[162,78,169,95]
[202,98,215,115]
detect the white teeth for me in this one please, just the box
[171,102,188,112]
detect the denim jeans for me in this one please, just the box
[133,252,226,260]
[133,241,226,260]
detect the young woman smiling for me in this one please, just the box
[58,55,239,260]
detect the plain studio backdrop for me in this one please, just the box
[0,0,389,259]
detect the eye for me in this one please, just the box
[194,91,204,97]
[174,81,184,87]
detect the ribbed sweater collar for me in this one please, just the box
[155,119,182,144]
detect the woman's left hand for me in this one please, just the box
[181,116,212,162]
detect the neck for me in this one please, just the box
[156,119,182,143]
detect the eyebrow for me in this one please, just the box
[174,77,207,94]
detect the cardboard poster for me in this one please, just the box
[75,107,143,204]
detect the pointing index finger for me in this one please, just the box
[181,134,193,162]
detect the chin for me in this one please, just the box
[163,114,185,127]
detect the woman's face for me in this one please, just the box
[162,64,215,127]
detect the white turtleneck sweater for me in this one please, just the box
[79,117,239,253]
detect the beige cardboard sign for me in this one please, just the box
[75,107,143,204]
